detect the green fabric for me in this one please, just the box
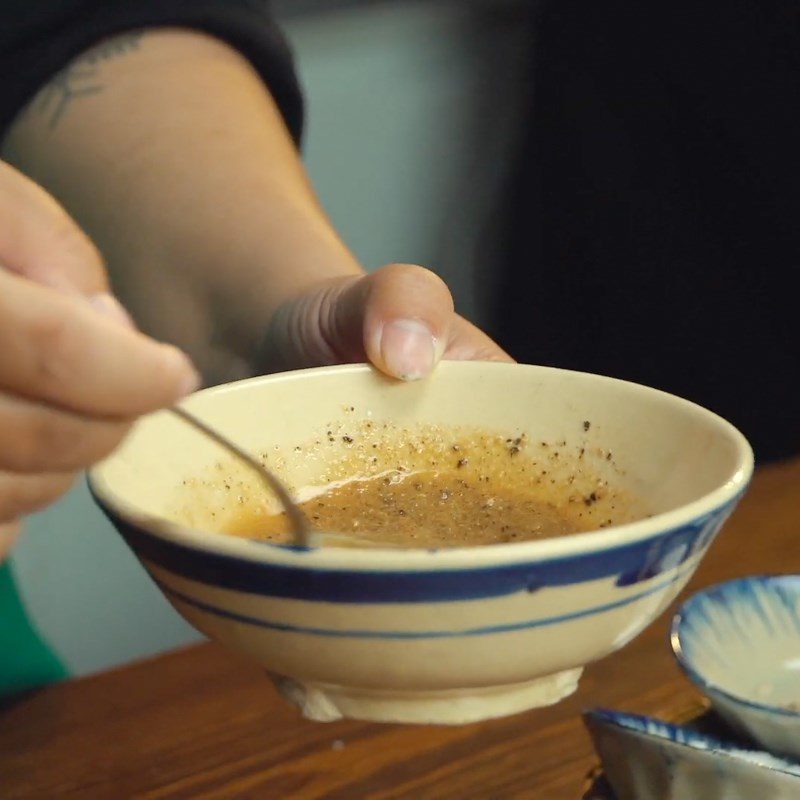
[0,560,66,696]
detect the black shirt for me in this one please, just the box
[492,1,800,462]
[0,0,303,142]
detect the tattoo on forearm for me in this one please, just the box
[29,31,144,131]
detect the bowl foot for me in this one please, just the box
[272,667,584,724]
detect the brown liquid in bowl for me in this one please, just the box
[191,420,632,549]
[226,470,586,548]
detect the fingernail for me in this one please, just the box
[89,292,136,329]
[161,345,202,397]
[380,319,438,380]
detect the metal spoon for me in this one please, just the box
[169,406,311,546]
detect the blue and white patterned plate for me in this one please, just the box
[583,708,800,800]
[671,575,800,759]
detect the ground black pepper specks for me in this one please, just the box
[177,418,636,547]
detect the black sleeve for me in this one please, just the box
[0,0,304,143]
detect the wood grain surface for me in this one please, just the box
[2,459,798,799]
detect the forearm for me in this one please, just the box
[2,29,362,383]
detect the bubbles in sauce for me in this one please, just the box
[178,419,638,549]
[226,469,584,547]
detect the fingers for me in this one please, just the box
[0,269,199,417]
[0,471,76,521]
[0,394,131,473]
[0,160,108,295]
[0,161,198,557]
[0,520,22,562]
[0,471,75,561]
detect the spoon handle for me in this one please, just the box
[169,406,310,546]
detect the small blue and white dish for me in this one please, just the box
[584,708,800,800]
[671,575,800,760]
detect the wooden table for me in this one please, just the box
[2,459,798,799]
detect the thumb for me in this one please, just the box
[360,264,452,380]
[263,264,453,379]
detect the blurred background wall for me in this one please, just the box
[10,0,531,677]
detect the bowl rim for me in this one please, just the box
[88,362,754,570]
[583,707,800,777]
[671,575,800,720]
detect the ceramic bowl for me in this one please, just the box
[584,709,800,800]
[672,575,800,758]
[89,362,752,724]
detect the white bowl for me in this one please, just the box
[672,576,800,759]
[89,362,752,724]
[584,709,800,800]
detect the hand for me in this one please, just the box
[0,161,199,559]
[261,264,513,378]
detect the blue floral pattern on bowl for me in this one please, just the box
[672,575,800,759]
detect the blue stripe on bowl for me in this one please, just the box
[95,496,738,603]
[157,566,688,639]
